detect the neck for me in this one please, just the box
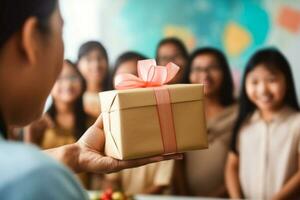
[87,82,102,93]
[260,107,282,122]
[55,101,74,114]
[205,95,224,119]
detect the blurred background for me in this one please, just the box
[60,0,300,93]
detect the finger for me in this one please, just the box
[112,153,183,172]
[78,126,105,152]
[93,113,103,129]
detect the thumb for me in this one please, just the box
[93,113,103,129]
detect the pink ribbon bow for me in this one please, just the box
[114,59,180,89]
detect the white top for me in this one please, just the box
[236,107,300,199]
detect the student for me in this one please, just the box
[25,60,94,149]
[225,48,300,200]
[77,41,110,117]
[105,51,175,195]
[155,37,189,84]
[184,47,237,197]
[25,60,96,187]
[0,1,182,199]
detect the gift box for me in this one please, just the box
[99,59,208,160]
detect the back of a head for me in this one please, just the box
[0,0,57,49]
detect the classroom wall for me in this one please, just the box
[60,0,300,96]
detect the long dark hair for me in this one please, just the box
[231,47,300,153]
[0,0,57,138]
[77,41,110,91]
[110,51,147,90]
[47,60,88,139]
[0,0,57,49]
[185,47,235,106]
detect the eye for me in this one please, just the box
[250,79,258,85]
[191,67,202,73]
[267,76,277,83]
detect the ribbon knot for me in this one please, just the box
[114,59,180,89]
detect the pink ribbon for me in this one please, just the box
[114,59,179,154]
[114,59,179,89]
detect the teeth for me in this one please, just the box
[258,96,272,103]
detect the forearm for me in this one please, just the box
[272,171,300,200]
[44,143,81,173]
[225,154,243,199]
[226,169,242,198]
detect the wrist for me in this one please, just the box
[45,143,81,173]
[63,143,81,173]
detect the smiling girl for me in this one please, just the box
[226,48,300,200]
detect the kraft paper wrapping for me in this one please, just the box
[99,84,208,160]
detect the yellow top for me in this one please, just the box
[40,117,95,188]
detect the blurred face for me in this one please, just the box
[78,49,108,86]
[113,59,138,89]
[246,65,286,112]
[51,62,82,104]
[157,43,187,84]
[189,54,223,97]
[115,60,138,76]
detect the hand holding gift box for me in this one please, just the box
[99,59,207,160]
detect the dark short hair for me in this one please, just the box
[0,0,57,49]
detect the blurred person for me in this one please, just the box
[183,47,237,197]
[226,48,300,200]
[25,60,95,187]
[77,41,110,117]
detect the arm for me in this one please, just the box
[24,115,53,145]
[272,158,300,200]
[225,152,243,198]
[44,115,183,174]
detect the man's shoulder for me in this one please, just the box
[0,141,87,200]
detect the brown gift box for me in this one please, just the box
[99,84,208,160]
